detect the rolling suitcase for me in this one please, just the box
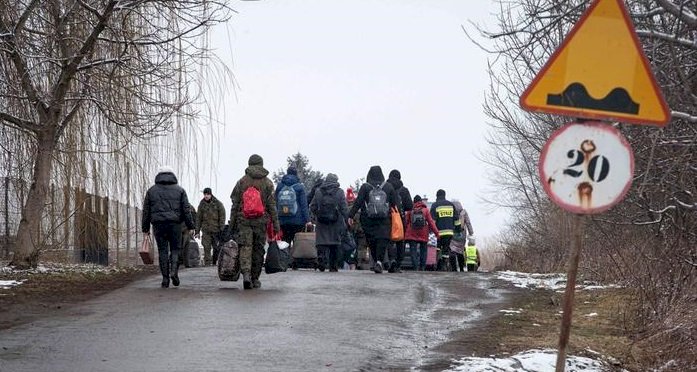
[425,245,437,270]
[291,225,318,269]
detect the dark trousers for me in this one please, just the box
[390,240,405,270]
[467,263,478,272]
[408,241,427,270]
[450,253,465,272]
[281,224,305,246]
[365,235,390,267]
[153,222,182,280]
[318,244,340,271]
[437,235,452,271]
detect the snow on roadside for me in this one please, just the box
[496,271,621,291]
[0,279,25,289]
[0,261,134,276]
[445,349,615,372]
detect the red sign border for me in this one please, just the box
[519,0,670,127]
[539,121,635,215]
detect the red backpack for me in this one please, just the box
[242,186,265,218]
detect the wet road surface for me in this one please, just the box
[0,268,512,371]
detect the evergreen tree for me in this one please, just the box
[272,153,324,192]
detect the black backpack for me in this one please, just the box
[364,182,389,218]
[411,207,426,228]
[316,189,340,224]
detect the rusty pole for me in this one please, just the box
[555,214,584,372]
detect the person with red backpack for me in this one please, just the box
[229,154,280,290]
[405,195,439,271]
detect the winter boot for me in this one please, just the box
[170,252,181,287]
[243,272,252,290]
[252,279,261,289]
[374,261,383,274]
[161,276,170,288]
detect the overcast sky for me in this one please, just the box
[179,0,507,240]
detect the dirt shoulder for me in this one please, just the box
[428,283,638,371]
[0,264,158,330]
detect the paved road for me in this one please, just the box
[0,267,512,371]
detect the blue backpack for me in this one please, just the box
[277,184,299,217]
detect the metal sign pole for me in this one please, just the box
[555,214,584,371]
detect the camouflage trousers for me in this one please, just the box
[236,221,266,280]
[201,230,222,265]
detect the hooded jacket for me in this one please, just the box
[230,162,279,231]
[387,170,413,213]
[196,195,226,234]
[142,171,194,232]
[405,201,440,242]
[348,166,399,239]
[275,173,310,226]
[310,174,348,245]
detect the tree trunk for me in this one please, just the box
[11,130,57,269]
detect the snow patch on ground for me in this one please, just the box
[496,271,620,291]
[0,262,133,275]
[500,308,523,315]
[445,349,613,372]
[0,279,25,289]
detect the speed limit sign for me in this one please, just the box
[539,121,634,214]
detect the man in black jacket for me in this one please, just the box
[386,169,412,273]
[348,166,400,274]
[430,189,458,271]
[142,167,195,288]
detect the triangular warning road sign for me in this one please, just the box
[520,0,670,126]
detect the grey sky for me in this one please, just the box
[180,0,506,240]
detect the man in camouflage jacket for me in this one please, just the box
[229,154,280,290]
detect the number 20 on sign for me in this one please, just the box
[539,121,634,215]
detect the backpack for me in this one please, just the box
[242,186,265,219]
[316,189,340,224]
[365,182,389,218]
[277,184,299,217]
[411,207,426,229]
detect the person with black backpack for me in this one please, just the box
[310,173,348,272]
[348,166,400,274]
[275,166,310,246]
[405,195,439,271]
[386,169,412,273]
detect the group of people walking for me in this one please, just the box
[141,154,479,290]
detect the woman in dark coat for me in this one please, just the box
[310,173,348,272]
[348,166,400,273]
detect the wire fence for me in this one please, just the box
[0,177,146,266]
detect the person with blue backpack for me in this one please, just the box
[275,166,310,246]
[348,166,400,274]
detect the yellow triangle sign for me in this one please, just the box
[520,0,670,126]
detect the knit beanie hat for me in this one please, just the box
[346,188,356,203]
[436,189,446,198]
[413,195,422,203]
[287,166,298,175]
[203,187,212,195]
[248,154,264,166]
[388,169,401,180]
[325,173,339,183]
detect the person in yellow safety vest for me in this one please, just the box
[465,236,480,272]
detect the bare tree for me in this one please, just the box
[0,0,231,268]
[474,0,696,367]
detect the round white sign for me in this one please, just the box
[539,121,634,214]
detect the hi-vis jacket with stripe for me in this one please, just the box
[429,198,458,237]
